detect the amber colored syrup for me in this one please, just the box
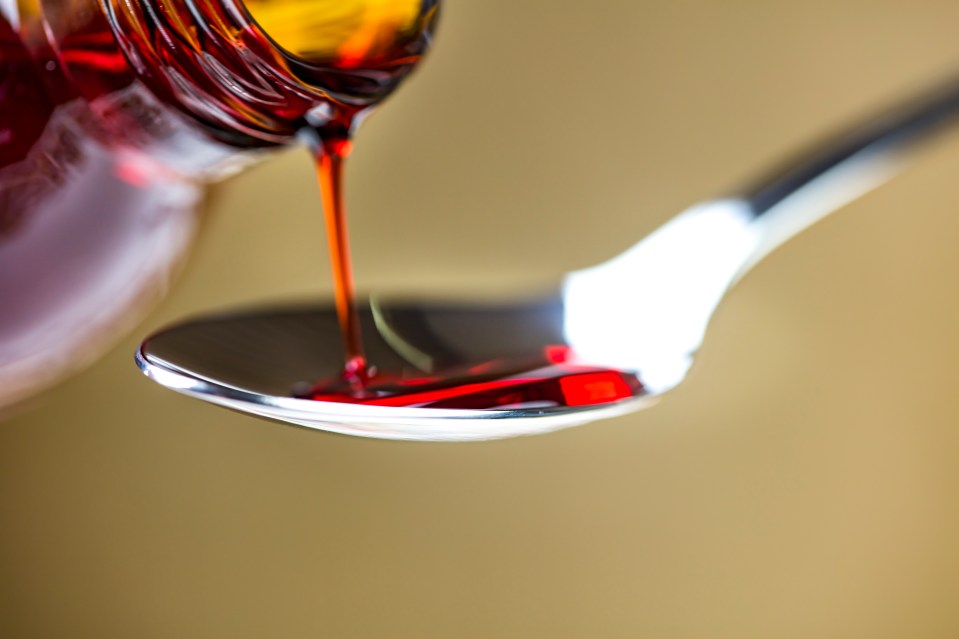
[243,0,439,382]
[314,134,367,379]
[267,2,646,411]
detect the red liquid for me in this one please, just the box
[306,346,643,410]
[314,131,367,379]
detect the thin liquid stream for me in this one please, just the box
[313,130,367,381]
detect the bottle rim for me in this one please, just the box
[102,0,328,143]
[101,0,438,145]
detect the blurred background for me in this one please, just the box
[4,1,959,637]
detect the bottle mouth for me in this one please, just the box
[237,0,440,109]
[102,0,437,145]
[240,0,427,67]
[101,0,321,143]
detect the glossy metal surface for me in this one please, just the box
[137,300,650,440]
[138,76,959,440]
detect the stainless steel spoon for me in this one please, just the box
[137,77,959,441]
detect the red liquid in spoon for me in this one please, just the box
[306,344,644,410]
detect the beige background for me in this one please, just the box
[4,1,959,637]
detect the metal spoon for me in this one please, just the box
[137,77,959,441]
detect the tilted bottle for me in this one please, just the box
[0,0,437,409]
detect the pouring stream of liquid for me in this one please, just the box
[314,132,367,381]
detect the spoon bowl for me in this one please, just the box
[136,299,654,440]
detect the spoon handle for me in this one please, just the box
[741,76,959,217]
[564,75,959,389]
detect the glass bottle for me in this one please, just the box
[0,0,437,410]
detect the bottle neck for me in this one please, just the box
[15,0,435,175]
[101,0,327,146]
